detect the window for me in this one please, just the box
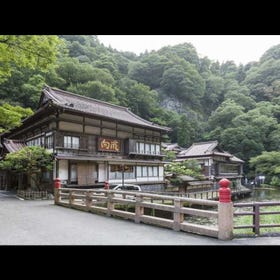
[142,166,147,177]
[145,143,150,154]
[153,166,158,176]
[136,142,161,155]
[150,144,155,154]
[27,136,44,147]
[136,166,159,177]
[109,165,135,180]
[64,136,80,149]
[155,144,160,155]
[45,135,53,149]
[139,143,144,154]
[220,164,239,174]
[70,163,78,184]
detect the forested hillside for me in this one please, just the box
[1,35,280,175]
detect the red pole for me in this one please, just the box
[54,178,61,189]
[218,178,231,202]
[104,181,109,190]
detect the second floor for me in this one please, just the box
[24,130,164,159]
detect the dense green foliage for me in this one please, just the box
[0,35,62,83]
[250,151,280,185]
[0,146,53,190]
[2,35,280,176]
[0,103,33,133]
[165,160,204,179]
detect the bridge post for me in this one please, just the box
[218,178,233,240]
[85,191,93,210]
[54,178,61,204]
[173,199,184,231]
[107,191,114,216]
[135,194,144,223]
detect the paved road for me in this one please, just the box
[1,191,280,245]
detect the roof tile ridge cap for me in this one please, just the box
[50,87,128,110]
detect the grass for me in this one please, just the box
[234,205,280,235]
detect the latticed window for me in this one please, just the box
[64,136,80,149]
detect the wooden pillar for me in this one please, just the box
[135,194,144,223]
[85,191,93,210]
[173,199,184,231]
[107,191,114,216]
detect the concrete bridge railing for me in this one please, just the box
[54,178,233,240]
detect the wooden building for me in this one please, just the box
[176,141,244,187]
[0,86,170,191]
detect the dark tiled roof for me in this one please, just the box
[229,155,244,163]
[177,140,244,163]
[3,139,26,153]
[177,141,219,157]
[42,86,170,131]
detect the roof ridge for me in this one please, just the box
[48,86,129,111]
[44,86,170,131]
[192,140,218,145]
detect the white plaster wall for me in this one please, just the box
[59,160,68,182]
[159,166,164,177]
[98,163,106,182]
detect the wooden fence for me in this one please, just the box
[234,201,280,235]
[54,187,233,240]
[17,190,49,200]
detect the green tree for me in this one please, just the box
[249,151,280,184]
[0,146,53,190]
[165,160,204,185]
[0,35,62,83]
[67,81,117,104]
[0,103,33,133]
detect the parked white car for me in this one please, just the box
[112,184,142,199]
[113,184,142,191]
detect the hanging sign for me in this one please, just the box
[98,137,121,152]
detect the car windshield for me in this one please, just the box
[115,185,140,191]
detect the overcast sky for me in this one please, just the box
[98,35,280,65]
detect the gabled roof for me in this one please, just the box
[229,155,244,163]
[162,142,182,152]
[177,141,219,157]
[40,86,170,131]
[3,139,26,153]
[177,140,244,163]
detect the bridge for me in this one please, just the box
[1,190,280,245]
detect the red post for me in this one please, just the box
[54,178,61,189]
[104,180,109,190]
[219,178,231,202]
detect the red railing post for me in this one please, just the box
[219,178,231,202]
[54,178,61,204]
[218,178,233,240]
[54,178,61,189]
[104,180,109,190]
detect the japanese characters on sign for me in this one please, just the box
[98,137,121,152]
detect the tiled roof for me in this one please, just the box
[177,140,244,163]
[42,86,170,131]
[229,155,244,163]
[177,141,219,157]
[3,139,26,153]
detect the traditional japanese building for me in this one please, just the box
[0,86,170,191]
[175,141,244,187]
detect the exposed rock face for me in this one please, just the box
[160,95,185,114]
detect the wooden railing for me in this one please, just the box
[234,201,280,235]
[17,190,49,200]
[54,187,225,239]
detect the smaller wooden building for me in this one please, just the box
[176,141,244,187]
